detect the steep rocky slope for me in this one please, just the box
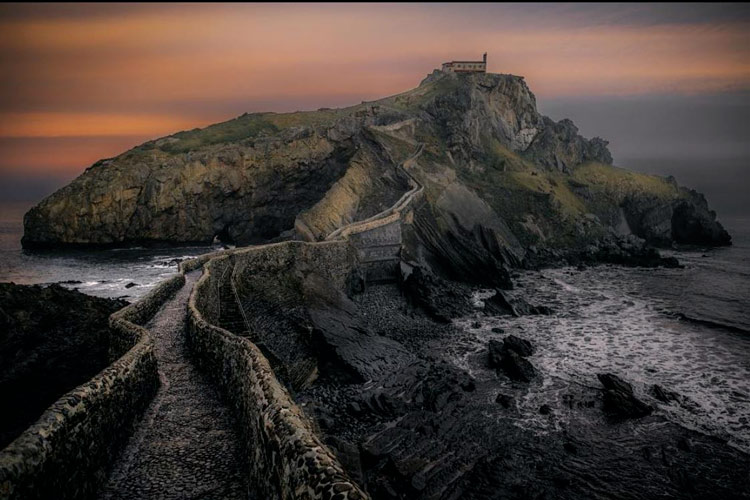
[24,71,730,283]
[0,283,127,448]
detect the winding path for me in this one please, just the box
[100,271,250,500]
[100,141,424,499]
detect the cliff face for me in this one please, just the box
[23,71,730,278]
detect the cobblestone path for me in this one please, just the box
[101,271,250,500]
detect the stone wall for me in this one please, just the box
[231,240,358,296]
[181,153,424,499]
[187,252,368,500]
[0,274,185,500]
[333,186,423,282]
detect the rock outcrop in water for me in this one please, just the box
[24,71,731,285]
[598,373,653,419]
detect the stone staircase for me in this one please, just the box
[216,258,248,335]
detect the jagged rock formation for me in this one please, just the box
[24,71,730,286]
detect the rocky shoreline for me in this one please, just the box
[295,279,750,499]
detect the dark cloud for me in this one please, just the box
[538,92,750,161]
[0,3,175,21]
[539,92,750,217]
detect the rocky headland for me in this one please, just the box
[15,70,744,499]
[23,71,729,273]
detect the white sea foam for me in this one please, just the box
[455,264,750,454]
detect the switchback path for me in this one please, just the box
[100,271,250,500]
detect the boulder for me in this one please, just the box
[502,335,535,357]
[484,289,552,317]
[495,393,514,408]
[597,373,652,419]
[488,337,537,382]
[500,350,538,382]
[484,289,518,316]
[651,384,681,404]
[400,265,473,323]
[487,340,505,369]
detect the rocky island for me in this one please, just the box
[5,70,746,500]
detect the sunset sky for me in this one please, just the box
[1,3,749,207]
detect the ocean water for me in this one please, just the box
[455,216,750,453]
[0,201,219,300]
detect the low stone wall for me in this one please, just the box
[231,240,358,295]
[187,250,368,500]
[0,273,185,500]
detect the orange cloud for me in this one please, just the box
[0,112,208,138]
[0,3,748,180]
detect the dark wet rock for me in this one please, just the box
[314,404,337,431]
[125,282,138,288]
[488,337,537,382]
[487,340,505,369]
[539,404,552,415]
[677,437,694,452]
[307,276,414,384]
[651,384,681,404]
[598,373,634,393]
[495,393,513,408]
[502,335,535,357]
[491,327,504,333]
[484,289,552,317]
[58,279,82,285]
[527,234,684,270]
[345,267,366,296]
[0,283,127,449]
[563,442,578,455]
[346,402,362,415]
[621,191,731,249]
[532,305,553,315]
[460,377,477,392]
[484,289,517,316]
[671,199,731,246]
[499,350,538,382]
[300,283,750,500]
[598,373,653,419]
[399,265,473,323]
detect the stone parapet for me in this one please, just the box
[0,273,185,500]
[188,254,368,499]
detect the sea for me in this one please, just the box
[453,215,750,454]
[2,200,749,453]
[0,201,218,300]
